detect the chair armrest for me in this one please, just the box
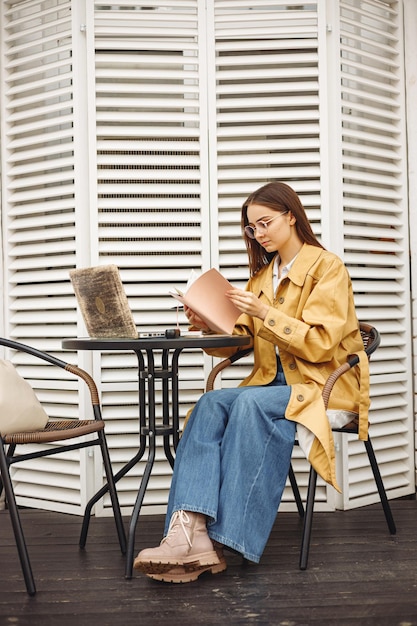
[205,348,253,392]
[65,364,100,407]
[321,362,352,409]
[322,322,378,410]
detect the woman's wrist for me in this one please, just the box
[258,304,269,320]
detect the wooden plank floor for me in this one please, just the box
[0,499,416,626]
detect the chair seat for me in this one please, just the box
[297,409,359,461]
[3,419,104,445]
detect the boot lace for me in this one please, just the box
[162,510,192,548]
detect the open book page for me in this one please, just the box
[170,269,200,298]
[169,268,241,334]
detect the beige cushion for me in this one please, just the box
[0,360,48,436]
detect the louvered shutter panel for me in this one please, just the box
[333,0,414,509]
[91,0,209,513]
[210,1,322,508]
[0,0,92,513]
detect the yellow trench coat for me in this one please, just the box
[204,243,369,492]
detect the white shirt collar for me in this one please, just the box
[273,254,298,293]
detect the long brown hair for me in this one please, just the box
[241,181,324,276]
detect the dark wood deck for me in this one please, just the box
[0,499,416,626]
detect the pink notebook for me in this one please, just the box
[170,268,241,334]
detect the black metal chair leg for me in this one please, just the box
[365,437,396,534]
[299,466,317,570]
[288,463,304,518]
[0,446,36,595]
[98,431,127,553]
[0,443,16,498]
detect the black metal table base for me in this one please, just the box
[62,335,250,579]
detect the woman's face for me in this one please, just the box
[246,203,294,254]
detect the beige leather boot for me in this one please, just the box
[133,510,220,575]
[146,543,226,583]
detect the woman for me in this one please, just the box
[134,181,369,583]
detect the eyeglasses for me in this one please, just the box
[244,211,288,239]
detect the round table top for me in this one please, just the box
[61,333,251,351]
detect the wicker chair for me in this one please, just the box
[0,338,126,596]
[205,323,396,569]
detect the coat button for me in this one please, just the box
[284,326,291,334]
[289,363,296,370]
[297,394,304,402]
[268,319,275,326]
[278,296,284,304]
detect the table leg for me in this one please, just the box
[125,442,156,578]
[125,347,182,578]
[80,350,148,549]
[125,348,157,578]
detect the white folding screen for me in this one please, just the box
[0,0,414,516]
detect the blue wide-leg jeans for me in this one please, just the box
[164,371,295,563]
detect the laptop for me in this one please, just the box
[69,264,178,339]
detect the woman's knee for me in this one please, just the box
[229,386,291,423]
[185,388,232,433]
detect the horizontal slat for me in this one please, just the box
[215,0,313,8]
[342,84,401,111]
[215,51,318,69]
[5,56,72,88]
[94,38,198,54]
[7,169,75,191]
[343,155,402,177]
[94,24,197,38]
[216,123,320,138]
[97,211,201,224]
[8,213,75,230]
[215,36,318,52]
[342,100,401,124]
[8,185,75,203]
[8,255,75,272]
[7,128,74,150]
[96,55,198,70]
[7,99,73,125]
[217,166,321,181]
[6,70,73,98]
[344,226,403,242]
[341,18,397,47]
[344,237,402,253]
[95,125,200,138]
[97,170,200,182]
[343,183,402,201]
[344,207,402,221]
[341,113,402,135]
[6,116,74,140]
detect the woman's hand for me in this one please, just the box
[226,289,269,320]
[184,305,211,332]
